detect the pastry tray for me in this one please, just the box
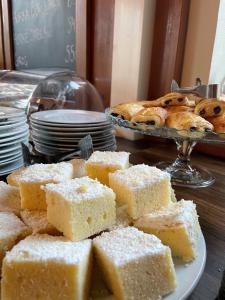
[106,108,225,144]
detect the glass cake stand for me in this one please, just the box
[106,108,225,188]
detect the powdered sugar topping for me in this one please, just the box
[110,164,170,189]
[94,227,167,265]
[5,234,92,264]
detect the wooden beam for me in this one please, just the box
[148,0,190,99]
[1,0,14,69]
[0,0,5,68]
[89,0,115,107]
[75,0,90,78]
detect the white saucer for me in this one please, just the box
[31,109,108,124]
[0,153,22,165]
[0,116,26,125]
[0,120,27,131]
[0,107,25,119]
[30,121,112,132]
[0,130,29,144]
[0,144,22,154]
[31,127,113,137]
[0,148,21,159]
[0,157,24,176]
[0,137,29,148]
[0,125,29,138]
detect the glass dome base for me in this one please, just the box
[156,161,215,188]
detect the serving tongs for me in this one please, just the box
[21,135,94,166]
[171,79,220,98]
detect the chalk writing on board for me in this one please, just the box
[14,27,52,46]
[67,16,75,34]
[65,44,75,64]
[15,56,28,68]
[13,0,61,24]
[12,0,76,70]
[67,0,75,8]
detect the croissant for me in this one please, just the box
[207,113,225,133]
[194,99,225,117]
[111,102,143,120]
[166,112,214,132]
[166,106,194,115]
[131,107,167,126]
[143,92,191,108]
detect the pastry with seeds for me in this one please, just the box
[166,112,213,133]
[111,102,143,120]
[143,92,190,107]
[166,105,194,115]
[131,107,168,126]
[194,99,225,118]
[206,112,225,133]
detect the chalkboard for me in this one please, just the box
[12,0,76,70]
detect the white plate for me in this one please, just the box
[0,116,27,125]
[31,109,107,124]
[90,232,206,300]
[32,137,115,149]
[0,157,24,176]
[0,148,21,159]
[31,128,113,137]
[0,137,29,148]
[30,121,112,132]
[0,153,22,165]
[30,118,110,128]
[0,130,29,144]
[33,137,116,151]
[0,125,29,138]
[0,144,22,154]
[0,120,27,131]
[0,107,25,120]
[34,141,117,156]
[31,132,114,143]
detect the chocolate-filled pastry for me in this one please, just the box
[143,93,190,108]
[166,106,194,115]
[111,102,143,120]
[131,107,168,126]
[207,113,225,133]
[166,112,214,132]
[194,99,225,117]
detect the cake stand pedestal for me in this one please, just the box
[156,140,215,188]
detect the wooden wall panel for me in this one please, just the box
[1,0,14,69]
[0,1,4,68]
[76,0,89,77]
[148,0,190,99]
[89,0,115,108]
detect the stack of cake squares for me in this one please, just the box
[0,152,201,300]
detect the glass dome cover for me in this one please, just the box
[28,71,104,116]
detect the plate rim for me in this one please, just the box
[30,109,107,124]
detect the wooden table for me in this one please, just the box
[116,137,225,300]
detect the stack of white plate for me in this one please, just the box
[30,110,116,157]
[0,107,29,176]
